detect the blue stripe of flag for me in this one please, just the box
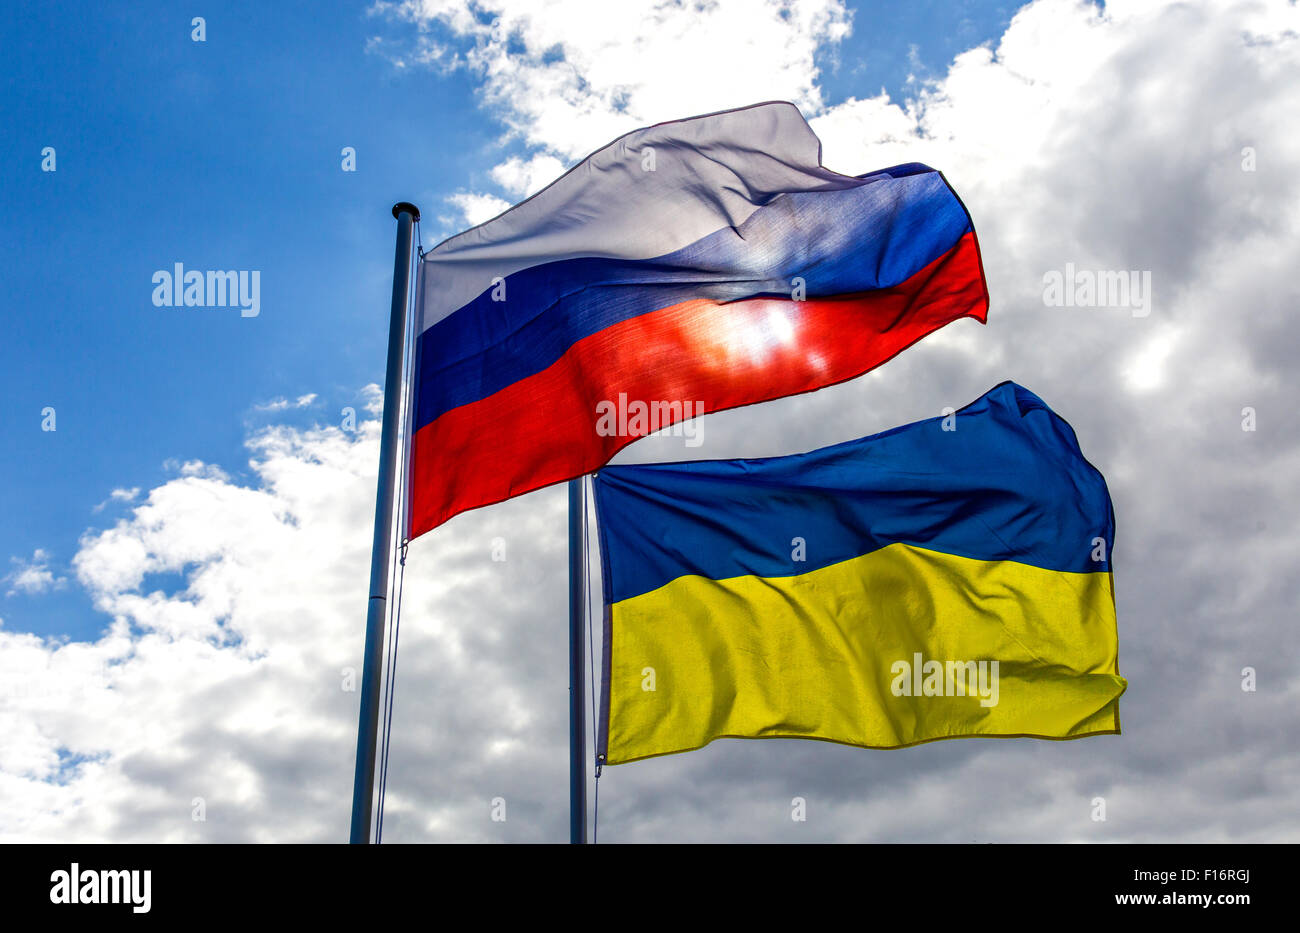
[594,383,1115,604]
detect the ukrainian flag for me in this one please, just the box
[593,382,1126,765]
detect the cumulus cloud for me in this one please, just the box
[378,0,850,157]
[373,0,853,218]
[446,191,512,227]
[4,549,65,598]
[1,407,576,842]
[6,0,1300,842]
[489,153,568,198]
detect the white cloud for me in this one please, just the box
[446,191,512,227]
[489,153,567,197]
[254,394,319,413]
[1,408,574,841]
[254,399,292,412]
[378,0,853,221]
[359,383,384,416]
[160,459,231,483]
[92,487,141,514]
[381,0,851,159]
[4,549,65,598]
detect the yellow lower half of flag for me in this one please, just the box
[603,543,1126,764]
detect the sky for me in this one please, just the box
[0,0,1297,842]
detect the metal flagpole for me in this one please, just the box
[350,201,420,845]
[568,478,588,843]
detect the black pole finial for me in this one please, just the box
[392,202,421,221]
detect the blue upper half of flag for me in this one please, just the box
[595,382,1114,604]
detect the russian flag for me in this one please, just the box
[409,102,988,538]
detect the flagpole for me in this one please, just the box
[349,201,420,845]
[568,478,588,843]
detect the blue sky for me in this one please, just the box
[0,1,1014,642]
